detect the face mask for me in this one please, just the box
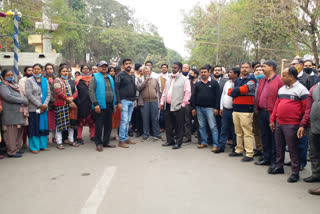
[304,67,313,74]
[182,71,189,76]
[188,74,194,80]
[5,76,15,83]
[33,74,41,78]
[255,74,264,80]
[61,75,69,80]
[82,72,91,76]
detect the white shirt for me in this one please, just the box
[160,73,169,80]
[220,80,234,110]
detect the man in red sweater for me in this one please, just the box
[255,60,283,168]
[269,67,309,183]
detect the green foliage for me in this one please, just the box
[0,0,179,67]
[0,0,42,52]
[184,0,314,67]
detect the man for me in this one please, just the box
[215,67,240,153]
[115,59,137,148]
[228,62,257,162]
[131,63,143,137]
[145,61,160,80]
[183,63,193,143]
[298,80,320,183]
[252,65,264,158]
[212,65,227,141]
[291,58,313,90]
[212,65,227,92]
[182,64,190,76]
[304,60,319,85]
[136,66,162,141]
[91,65,98,74]
[160,62,191,149]
[291,58,314,170]
[191,66,220,149]
[19,66,33,95]
[89,61,116,152]
[269,67,309,183]
[159,64,169,132]
[189,68,201,143]
[252,61,261,71]
[255,60,283,167]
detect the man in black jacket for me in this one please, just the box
[115,59,137,148]
[191,66,220,150]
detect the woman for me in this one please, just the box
[75,65,95,144]
[19,66,34,146]
[0,70,28,158]
[54,65,79,149]
[25,64,51,154]
[63,67,78,142]
[45,63,56,143]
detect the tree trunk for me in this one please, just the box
[311,39,319,65]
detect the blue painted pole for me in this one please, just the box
[13,15,19,76]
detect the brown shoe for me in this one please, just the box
[126,139,136,145]
[197,144,208,149]
[31,150,39,154]
[309,187,320,195]
[118,141,129,148]
[96,145,103,152]
[211,146,218,152]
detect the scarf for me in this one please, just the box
[75,75,91,86]
[39,77,48,131]
[2,80,29,125]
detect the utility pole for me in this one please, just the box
[216,0,224,65]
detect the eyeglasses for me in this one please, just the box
[214,69,222,72]
[290,63,298,66]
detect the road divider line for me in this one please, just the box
[80,166,117,214]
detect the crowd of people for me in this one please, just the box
[0,57,320,195]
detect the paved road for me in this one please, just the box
[0,130,319,214]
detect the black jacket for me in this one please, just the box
[75,80,92,118]
[115,71,136,104]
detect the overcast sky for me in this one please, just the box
[117,0,212,58]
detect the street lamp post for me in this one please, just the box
[216,0,224,65]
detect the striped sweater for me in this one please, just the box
[228,75,257,112]
[270,81,309,125]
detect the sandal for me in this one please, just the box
[71,142,80,147]
[56,144,65,150]
[64,140,72,145]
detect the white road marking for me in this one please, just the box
[80,166,117,214]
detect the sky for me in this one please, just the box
[117,0,213,58]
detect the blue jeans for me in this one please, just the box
[218,108,236,150]
[141,101,160,138]
[159,109,165,129]
[119,100,135,142]
[196,107,219,146]
[299,131,308,168]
